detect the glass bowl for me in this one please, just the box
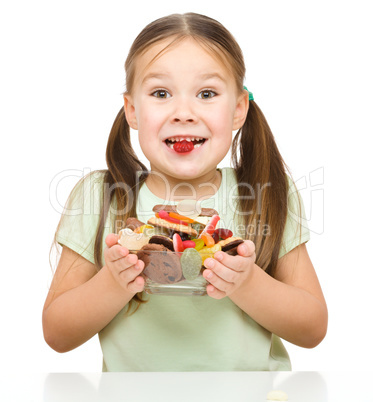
[130,248,209,296]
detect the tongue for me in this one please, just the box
[173,140,194,153]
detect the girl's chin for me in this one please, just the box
[149,162,210,182]
[163,167,206,181]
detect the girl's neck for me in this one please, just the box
[145,169,222,202]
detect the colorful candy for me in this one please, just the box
[134,224,154,234]
[191,238,204,251]
[182,240,196,249]
[199,244,222,264]
[200,232,215,248]
[180,248,203,280]
[125,205,245,291]
[212,231,219,243]
[172,233,185,253]
[214,228,233,240]
[158,210,190,226]
[169,212,195,223]
[173,140,194,153]
[199,214,220,236]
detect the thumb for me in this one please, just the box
[105,233,120,248]
[238,240,256,257]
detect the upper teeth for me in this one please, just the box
[167,137,204,142]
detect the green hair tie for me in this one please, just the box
[243,86,254,101]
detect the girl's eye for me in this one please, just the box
[152,90,170,99]
[198,90,216,99]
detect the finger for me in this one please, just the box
[237,240,256,257]
[120,259,145,291]
[206,284,226,299]
[110,255,143,285]
[203,268,231,294]
[211,244,255,273]
[210,252,245,273]
[105,246,136,267]
[104,244,128,263]
[127,275,145,294]
[118,255,142,275]
[105,233,120,248]
[204,258,238,283]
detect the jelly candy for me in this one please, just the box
[173,233,185,253]
[157,210,189,226]
[182,240,196,249]
[134,224,154,234]
[191,238,204,251]
[169,212,195,223]
[202,215,220,235]
[212,231,219,243]
[173,140,194,153]
[201,232,215,248]
[214,228,233,240]
[181,248,203,280]
[199,244,222,264]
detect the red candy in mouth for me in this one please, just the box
[173,140,194,153]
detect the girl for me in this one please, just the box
[43,13,327,371]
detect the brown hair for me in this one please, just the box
[231,102,288,276]
[57,13,292,310]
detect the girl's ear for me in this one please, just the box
[123,94,138,130]
[232,91,249,130]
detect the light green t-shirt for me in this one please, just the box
[56,167,310,371]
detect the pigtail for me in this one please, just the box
[94,107,149,309]
[232,101,288,276]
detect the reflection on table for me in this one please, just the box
[43,371,328,401]
[3,371,372,401]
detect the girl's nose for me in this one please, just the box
[172,116,195,123]
[170,97,198,124]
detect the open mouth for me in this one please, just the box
[165,137,207,153]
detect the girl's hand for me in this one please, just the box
[202,240,256,299]
[104,233,145,294]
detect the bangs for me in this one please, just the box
[127,35,244,94]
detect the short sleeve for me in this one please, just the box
[278,176,311,259]
[55,171,107,264]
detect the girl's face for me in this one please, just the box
[124,38,248,185]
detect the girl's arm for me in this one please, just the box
[42,234,145,353]
[203,242,328,348]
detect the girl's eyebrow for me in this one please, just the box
[142,73,168,84]
[198,73,226,83]
[142,72,226,85]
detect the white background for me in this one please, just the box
[1,0,372,374]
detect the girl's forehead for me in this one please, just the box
[133,37,233,86]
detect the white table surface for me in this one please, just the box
[1,371,372,401]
